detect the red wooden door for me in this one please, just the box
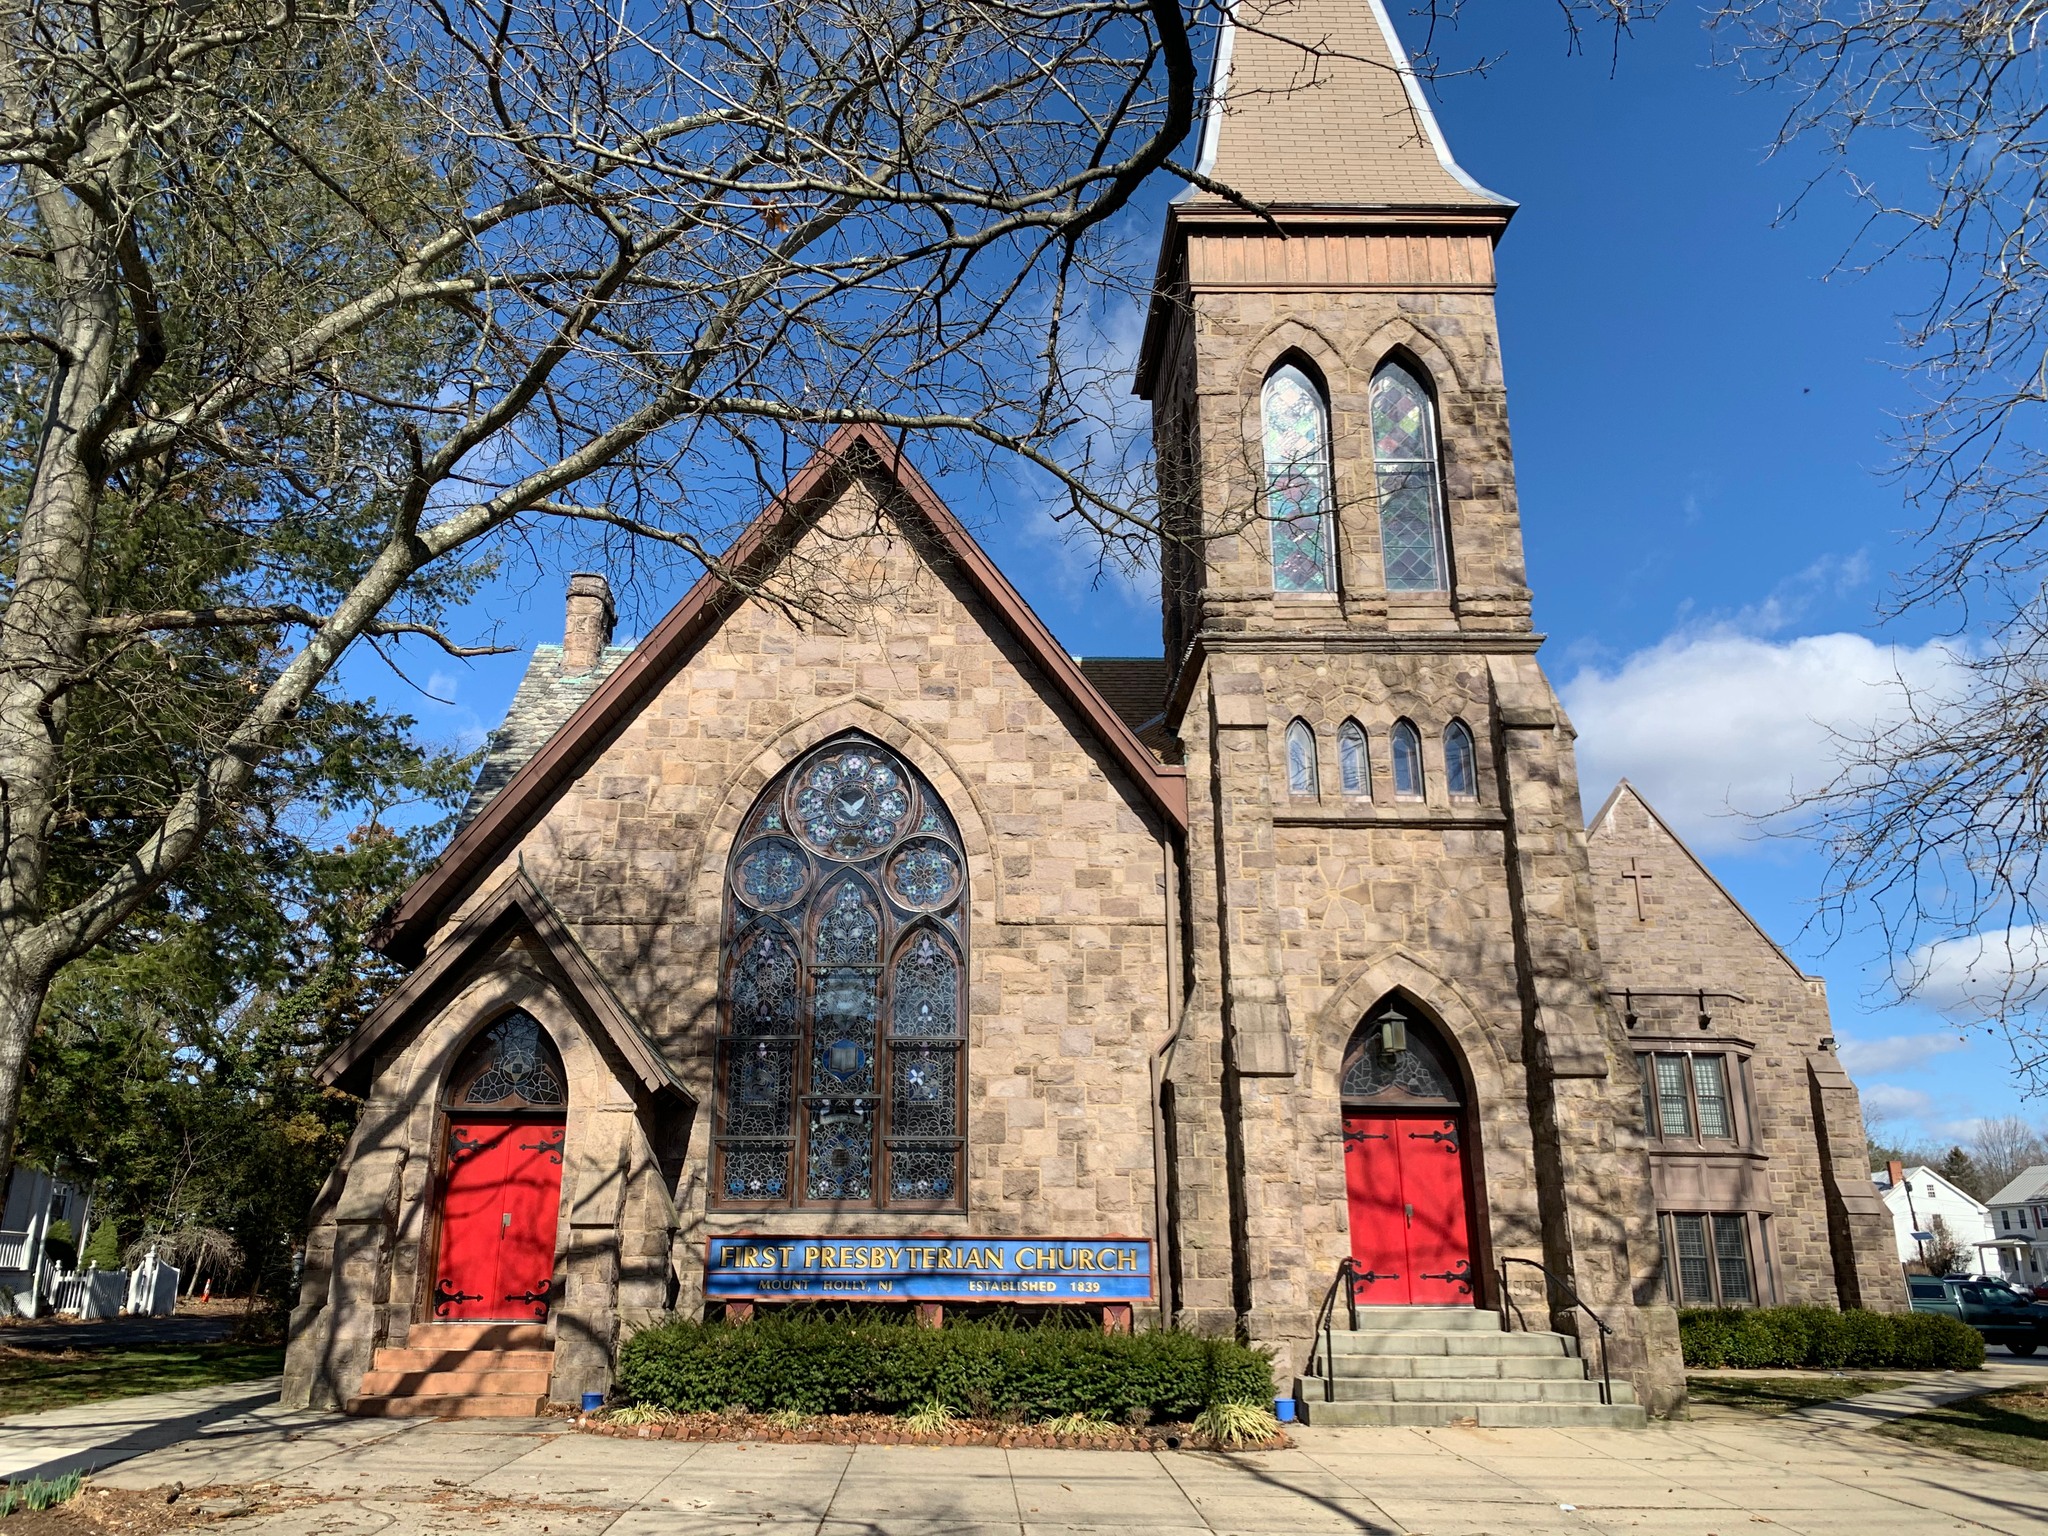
[1343,1111,1474,1305]
[434,1116,565,1322]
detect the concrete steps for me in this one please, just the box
[1292,1305,1645,1429]
[346,1323,553,1420]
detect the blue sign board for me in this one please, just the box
[705,1235,1153,1303]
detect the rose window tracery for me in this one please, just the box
[716,734,966,1209]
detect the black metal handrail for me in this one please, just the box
[1305,1257,1362,1402]
[1497,1256,1614,1406]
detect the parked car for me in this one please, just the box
[1907,1275,2048,1355]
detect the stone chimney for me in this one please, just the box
[561,572,615,674]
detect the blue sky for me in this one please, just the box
[357,5,2026,1150]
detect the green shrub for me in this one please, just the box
[41,1219,76,1270]
[615,1316,1275,1422]
[1677,1306,1982,1371]
[81,1218,121,1271]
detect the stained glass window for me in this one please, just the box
[1262,364,1336,593]
[1370,360,1447,592]
[716,734,966,1209]
[1391,720,1424,800]
[1286,719,1319,798]
[1338,721,1369,797]
[1444,720,1477,801]
[450,1009,567,1109]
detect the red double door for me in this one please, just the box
[1342,1110,1475,1305]
[433,1116,565,1322]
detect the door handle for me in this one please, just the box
[1404,1202,1413,1227]
[502,1212,511,1230]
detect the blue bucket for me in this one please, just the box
[581,1391,606,1413]
[1274,1397,1297,1424]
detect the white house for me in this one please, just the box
[0,1163,93,1316]
[1985,1166,2048,1285]
[1873,1161,1995,1272]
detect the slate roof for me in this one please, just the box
[456,641,635,831]
[1190,0,1511,210]
[1075,656,1173,760]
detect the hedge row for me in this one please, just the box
[614,1316,1275,1421]
[1678,1306,1983,1370]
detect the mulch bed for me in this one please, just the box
[1,1484,317,1535]
[573,1410,1290,1452]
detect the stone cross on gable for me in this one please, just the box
[1620,858,1654,922]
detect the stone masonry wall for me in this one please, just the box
[436,481,1174,1321]
[1586,786,1906,1313]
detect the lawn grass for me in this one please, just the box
[1685,1374,1907,1416]
[1877,1384,2048,1470]
[0,1342,283,1418]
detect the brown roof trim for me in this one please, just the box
[323,865,692,1102]
[376,425,1186,961]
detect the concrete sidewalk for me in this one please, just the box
[50,1405,2048,1535]
[0,1376,281,1483]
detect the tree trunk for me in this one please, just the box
[0,158,124,1193]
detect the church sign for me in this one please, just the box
[705,1235,1153,1303]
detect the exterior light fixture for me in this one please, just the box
[1380,1007,1408,1057]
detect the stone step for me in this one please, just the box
[1316,1351,1589,1381]
[1324,1330,1578,1358]
[1295,1375,1636,1405]
[1296,1398,1648,1430]
[357,1367,553,1398]
[345,1393,547,1419]
[405,1322,548,1351]
[369,1347,555,1374]
[1337,1306,1502,1334]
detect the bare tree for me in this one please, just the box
[1970,1114,2048,1198]
[0,0,1235,1185]
[1707,3,2048,1085]
[1924,1213,1967,1276]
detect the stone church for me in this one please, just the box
[283,0,1903,1422]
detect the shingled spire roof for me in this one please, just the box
[1189,0,1510,210]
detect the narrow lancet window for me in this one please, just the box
[1371,359,1447,591]
[1392,719,1424,800]
[1286,719,1319,798]
[1444,719,1477,801]
[1338,720,1370,797]
[1263,364,1336,593]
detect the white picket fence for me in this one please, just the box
[22,1249,181,1319]
[46,1264,124,1319]
[126,1249,179,1317]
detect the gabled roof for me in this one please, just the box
[1989,1166,2048,1207]
[376,425,1188,962]
[1187,0,1511,211]
[1878,1165,1990,1214]
[1587,780,1811,984]
[322,865,691,1103]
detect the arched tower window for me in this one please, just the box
[1286,719,1320,798]
[1370,358,1448,592]
[716,734,967,1210]
[1262,363,1336,593]
[1444,719,1478,801]
[447,1009,567,1110]
[1338,720,1370,797]
[1391,719,1424,800]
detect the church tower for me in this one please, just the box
[1138,0,1685,1409]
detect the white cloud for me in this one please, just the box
[1838,1030,1969,1075]
[1861,1083,1937,1120]
[1902,926,2048,1022]
[1563,628,1960,851]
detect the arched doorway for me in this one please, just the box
[431,1010,568,1323]
[1340,999,1477,1305]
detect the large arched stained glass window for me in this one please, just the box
[1263,363,1336,593]
[1370,359,1448,592]
[716,734,967,1210]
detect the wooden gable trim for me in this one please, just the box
[326,866,691,1103]
[375,425,1186,962]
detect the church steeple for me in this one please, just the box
[1188,0,1511,212]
